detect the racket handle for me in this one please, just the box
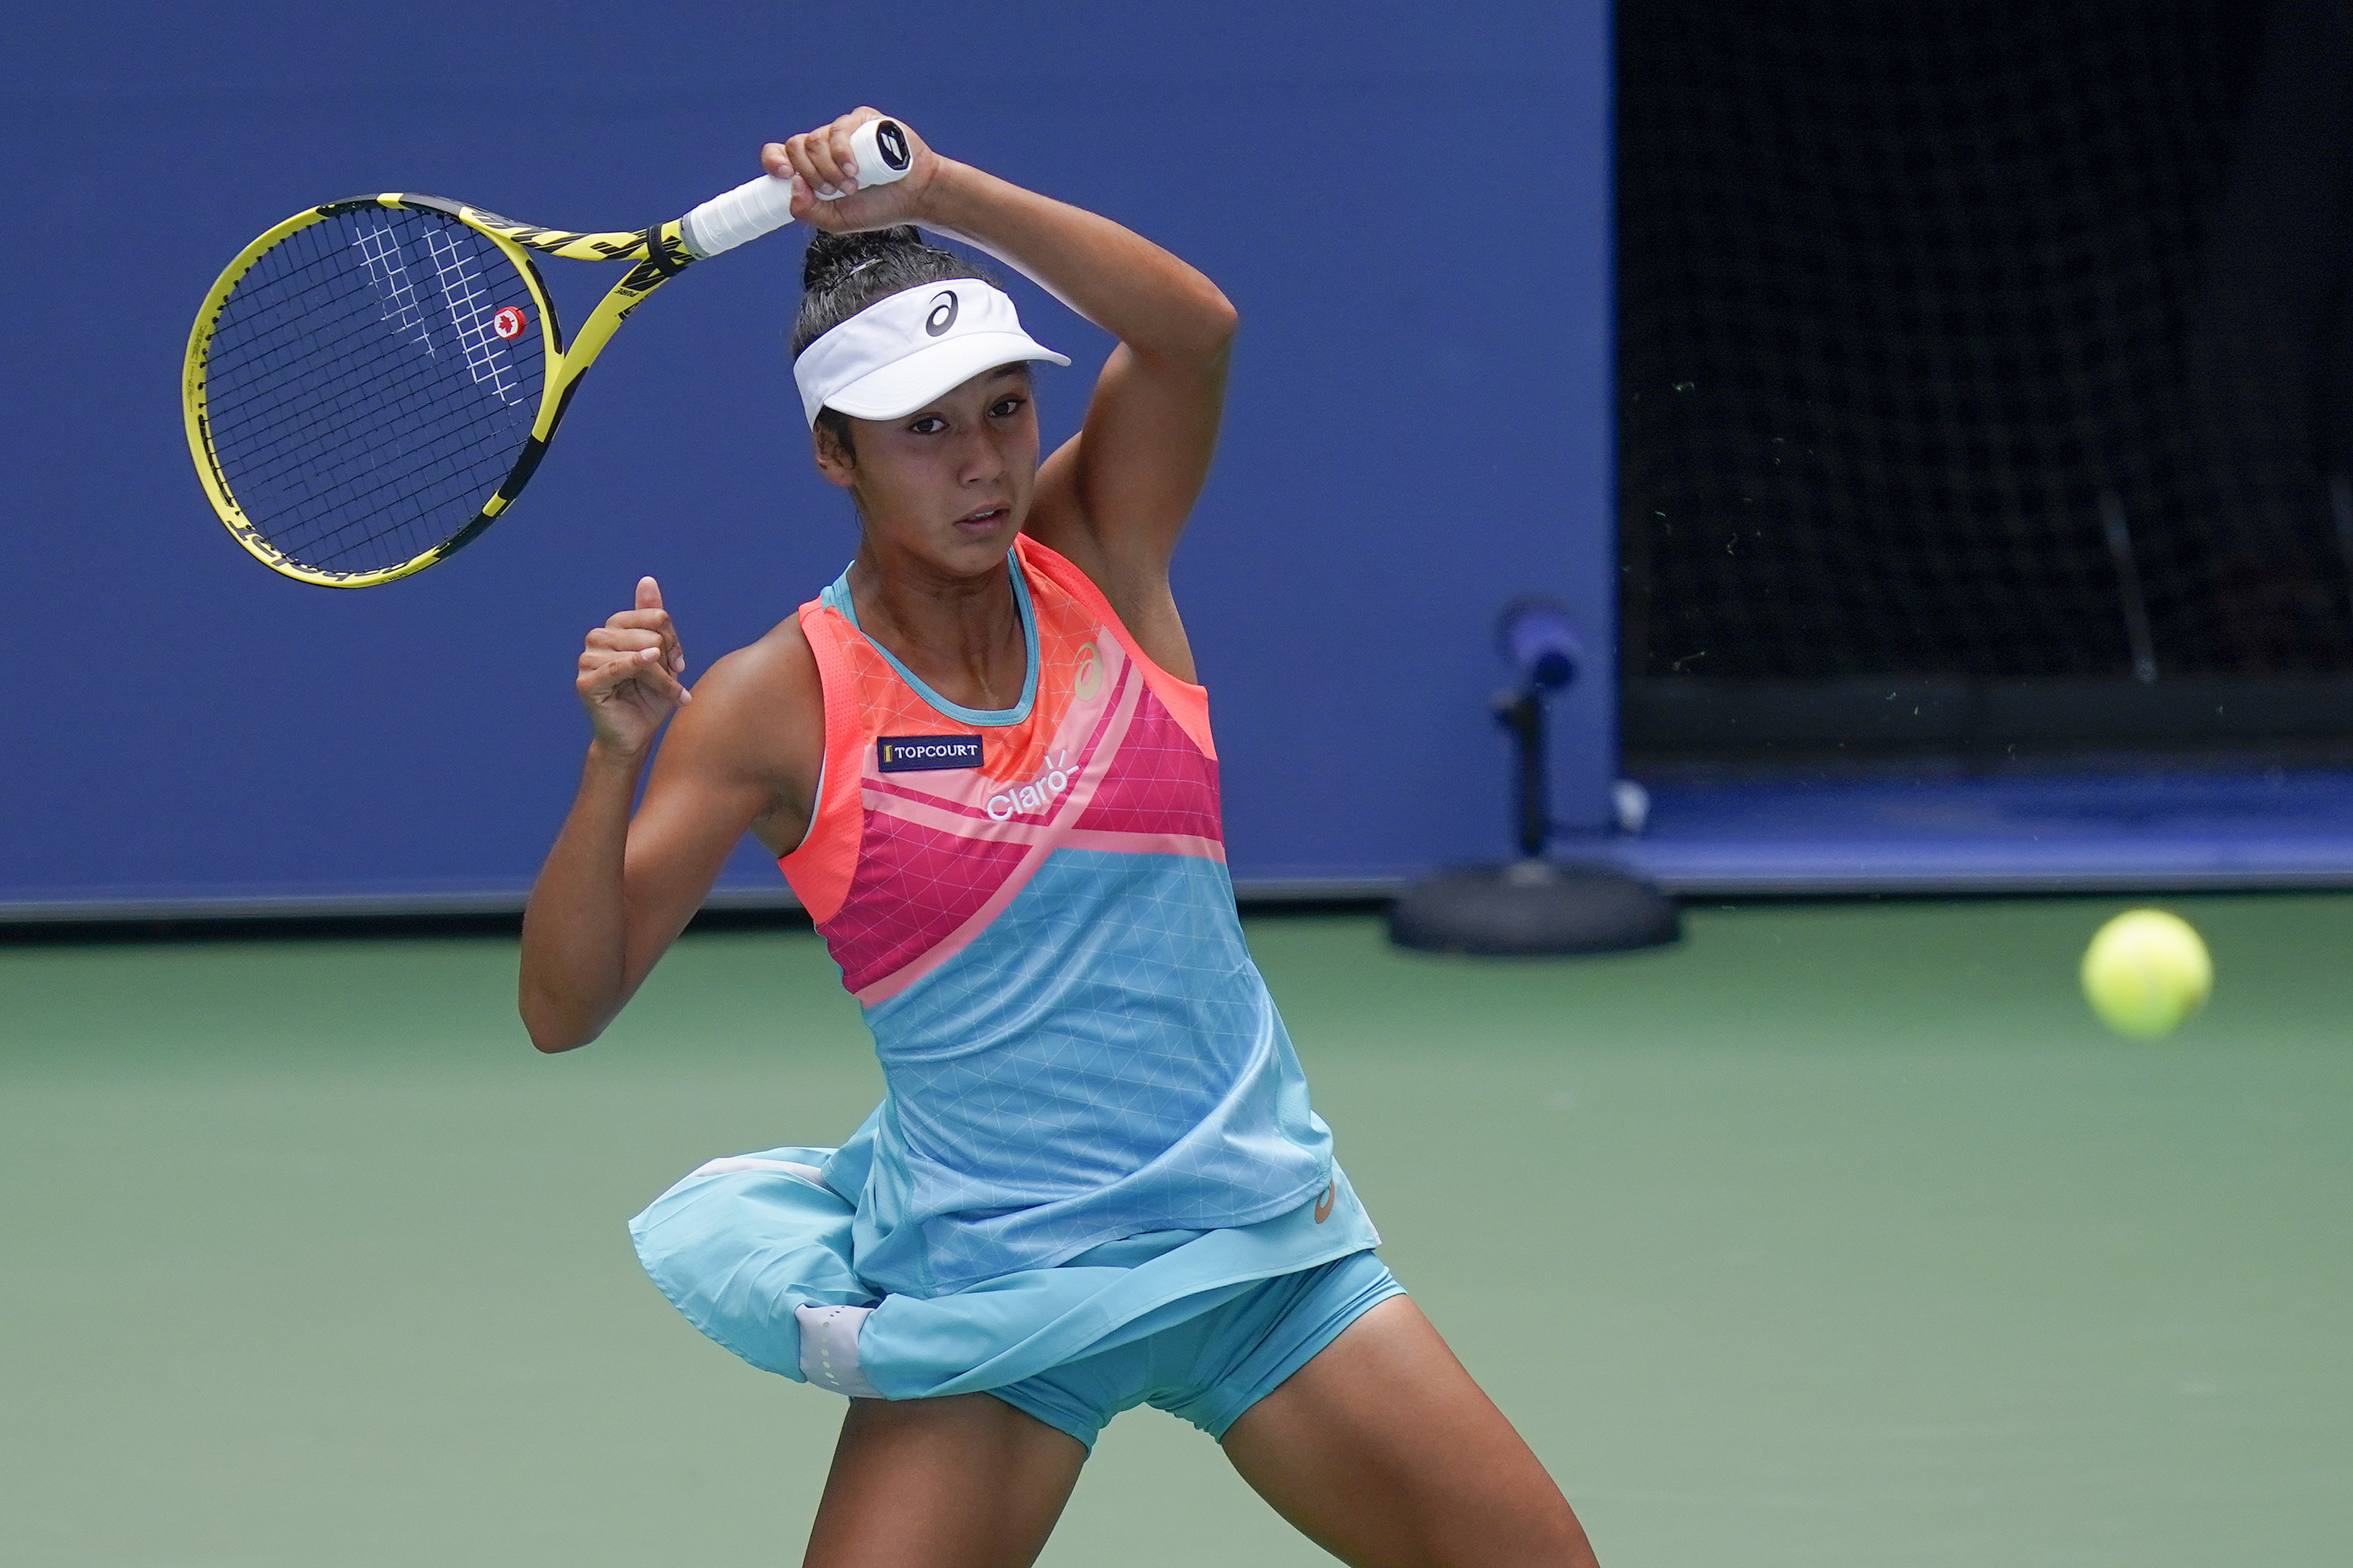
[680,118,915,258]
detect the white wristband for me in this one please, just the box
[795,1302,881,1398]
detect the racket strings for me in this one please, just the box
[208,214,537,561]
[201,206,546,576]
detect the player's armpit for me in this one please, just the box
[1032,334,1232,573]
[1025,347,1224,684]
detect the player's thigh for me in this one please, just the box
[803,1391,1087,1568]
[1218,1296,1598,1568]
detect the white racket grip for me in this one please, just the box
[680,174,796,258]
[678,118,915,258]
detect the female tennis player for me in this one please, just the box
[519,108,1599,1567]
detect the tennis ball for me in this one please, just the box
[2080,909,2212,1041]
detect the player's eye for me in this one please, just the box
[989,397,1026,419]
[907,415,947,435]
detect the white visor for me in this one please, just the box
[794,280,1069,426]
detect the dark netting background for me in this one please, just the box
[1618,0,2353,686]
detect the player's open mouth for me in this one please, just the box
[953,505,1010,532]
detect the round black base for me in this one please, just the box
[1387,861,1682,956]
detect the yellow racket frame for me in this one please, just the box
[183,194,697,588]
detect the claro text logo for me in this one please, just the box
[987,750,1076,821]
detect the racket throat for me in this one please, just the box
[627,223,694,285]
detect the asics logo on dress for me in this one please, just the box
[985,750,1076,821]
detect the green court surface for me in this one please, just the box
[4,897,2348,1565]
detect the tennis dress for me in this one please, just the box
[629,535,1387,1432]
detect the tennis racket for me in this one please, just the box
[183,117,915,588]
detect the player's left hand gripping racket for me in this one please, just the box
[183,118,914,587]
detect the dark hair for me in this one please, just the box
[794,227,996,461]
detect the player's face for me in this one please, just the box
[816,366,1040,575]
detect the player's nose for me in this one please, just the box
[954,426,1009,483]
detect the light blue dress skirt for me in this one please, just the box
[629,1133,1382,1403]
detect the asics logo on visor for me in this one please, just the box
[793,280,1069,426]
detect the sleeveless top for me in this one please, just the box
[777,535,1332,1298]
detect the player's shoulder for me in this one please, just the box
[664,612,823,767]
[704,610,821,699]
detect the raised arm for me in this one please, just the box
[519,580,821,1052]
[764,111,1236,677]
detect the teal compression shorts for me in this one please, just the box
[985,1249,1403,1450]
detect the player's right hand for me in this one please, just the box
[577,575,691,758]
[761,107,939,234]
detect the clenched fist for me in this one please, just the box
[577,576,690,758]
[761,107,942,234]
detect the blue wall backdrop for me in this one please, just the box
[0,1,1613,916]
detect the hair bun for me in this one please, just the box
[792,226,993,359]
[801,226,925,292]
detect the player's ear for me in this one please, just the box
[812,421,857,487]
